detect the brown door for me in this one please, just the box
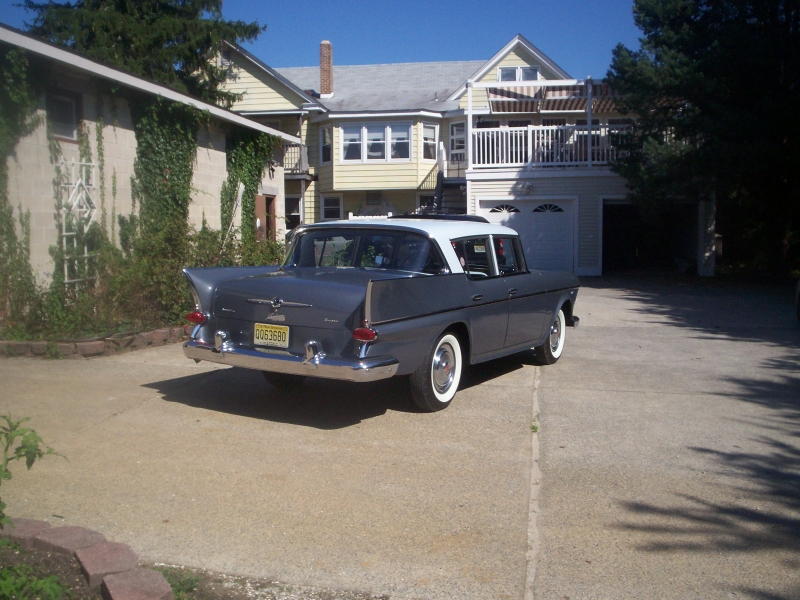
[254,195,276,241]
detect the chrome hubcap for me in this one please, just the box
[549,317,561,352]
[432,343,455,394]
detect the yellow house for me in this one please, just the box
[221,34,716,276]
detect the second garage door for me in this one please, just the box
[478,200,574,272]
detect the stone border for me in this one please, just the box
[0,326,191,360]
[1,517,173,599]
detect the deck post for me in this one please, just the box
[587,77,593,167]
[467,81,473,171]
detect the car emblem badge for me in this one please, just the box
[266,314,286,322]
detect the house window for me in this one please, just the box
[342,125,362,161]
[542,118,567,126]
[320,126,332,164]
[417,193,435,210]
[449,122,465,162]
[321,195,343,221]
[422,123,438,160]
[391,126,410,159]
[47,93,79,140]
[366,125,386,159]
[508,120,531,128]
[340,123,412,162]
[285,196,301,231]
[498,66,539,82]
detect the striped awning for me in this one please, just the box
[540,85,588,112]
[487,83,619,114]
[487,86,542,113]
[590,83,619,113]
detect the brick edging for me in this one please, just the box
[1,517,173,599]
[0,326,191,359]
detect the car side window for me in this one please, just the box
[452,237,496,279]
[493,236,525,275]
[394,233,444,274]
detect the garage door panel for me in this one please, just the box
[477,200,574,273]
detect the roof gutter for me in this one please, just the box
[310,109,445,123]
[0,25,300,144]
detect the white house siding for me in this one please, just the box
[469,169,629,275]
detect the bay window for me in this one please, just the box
[342,125,362,160]
[340,123,412,162]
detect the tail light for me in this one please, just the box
[352,327,377,342]
[186,311,207,325]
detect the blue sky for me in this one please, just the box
[0,0,642,79]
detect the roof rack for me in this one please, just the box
[389,213,490,224]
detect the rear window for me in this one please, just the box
[283,229,445,275]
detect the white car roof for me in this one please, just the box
[303,218,520,274]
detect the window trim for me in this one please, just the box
[449,121,466,162]
[339,122,413,163]
[320,126,332,165]
[421,122,439,162]
[47,91,82,142]
[496,65,540,82]
[320,194,343,221]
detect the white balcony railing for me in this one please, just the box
[471,125,631,169]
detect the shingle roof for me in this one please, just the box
[275,61,485,112]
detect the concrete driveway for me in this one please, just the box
[535,276,800,600]
[2,276,798,599]
[1,333,538,600]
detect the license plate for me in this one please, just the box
[254,323,289,348]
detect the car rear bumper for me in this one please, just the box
[183,340,399,382]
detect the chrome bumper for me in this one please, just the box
[183,340,399,383]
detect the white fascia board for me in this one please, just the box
[472,79,583,89]
[310,110,444,123]
[446,34,573,102]
[239,110,310,116]
[0,26,300,144]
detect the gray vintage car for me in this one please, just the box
[183,215,580,411]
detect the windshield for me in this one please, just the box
[282,229,446,275]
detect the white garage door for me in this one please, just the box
[478,200,574,272]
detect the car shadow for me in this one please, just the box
[145,352,537,429]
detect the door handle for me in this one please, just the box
[472,294,483,302]
[508,288,518,296]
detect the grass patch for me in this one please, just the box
[154,566,200,600]
[0,563,70,600]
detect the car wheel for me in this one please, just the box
[410,332,463,412]
[262,371,307,390]
[534,308,566,365]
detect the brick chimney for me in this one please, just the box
[320,40,333,98]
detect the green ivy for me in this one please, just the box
[0,48,43,337]
[221,128,276,240]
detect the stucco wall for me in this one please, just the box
[5,83,281,282]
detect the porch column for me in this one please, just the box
[697,192,716,276]
[300,178,306,225]
[587,77,593,167]
[467,81,473,171]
